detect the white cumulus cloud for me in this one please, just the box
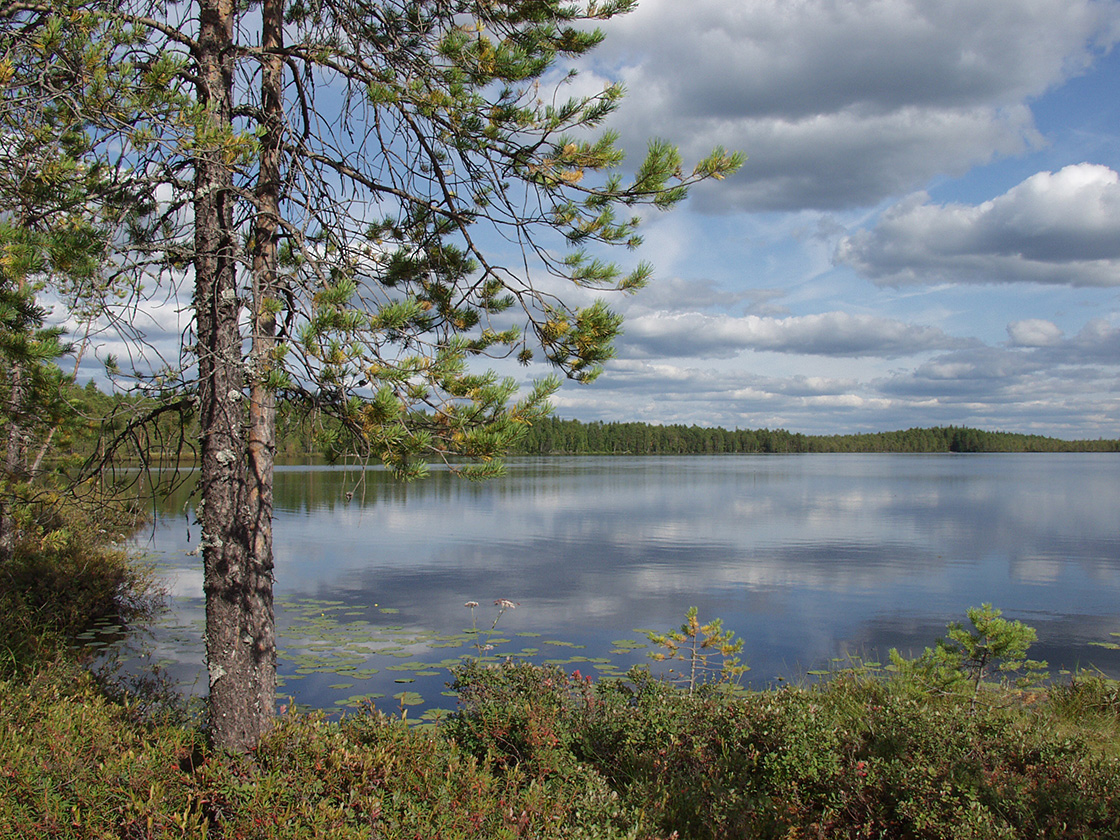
[835,163,1120,286]
[1008,319,1064,347]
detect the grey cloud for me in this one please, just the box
[555,327,1120,437]
[876,348,1044,399]
[588,0,1119,211]
[836,164,1120,286]
[619,311,964,359]
[772,376,861,397]
[1008,317,1120,363]
[1070,318,1120,359]
[624,276,788,316]
[607,0,1113,119]
[685,105,1038,212]
[560,361,881,430]
[876,331,1120,403]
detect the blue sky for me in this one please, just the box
[523,0,1120,438]
[69,0,1120,440]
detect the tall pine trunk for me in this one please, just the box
[0,360,24,565]
[195,0,276,752]
[248,0,282,561]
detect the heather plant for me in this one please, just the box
[8,604,1120,839]
[444,611,1120,839]
[571,669,830,837]
[576,665,1120,839]
[1,660,643,839]
[445,659,596,777]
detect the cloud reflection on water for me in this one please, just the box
[138,454,1120,708]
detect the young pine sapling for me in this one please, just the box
[647,607,748,693]
[892,603,1047,714]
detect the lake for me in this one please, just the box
[128,453,1120,716]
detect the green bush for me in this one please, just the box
[0,489,157,674]
[444,658,1120,840]
[0,662,205,837]
[0,662,644,839]
[445,659,596,776]
[6,608,1120,838]
[891,603,1048,714]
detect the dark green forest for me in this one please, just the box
[65,381,1119,462]
[506,416,1120,455]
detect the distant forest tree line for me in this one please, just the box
[65,381,1118,463]
[504,417,1120,455]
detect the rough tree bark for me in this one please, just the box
[195,0,276,752]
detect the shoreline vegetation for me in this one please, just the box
[4,605,1120,837]
[503,417,1120,456]
[65,381,1120,464]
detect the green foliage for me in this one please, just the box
[646,606,748,693]
[575,670,846,838]
[0,490,155,674]
[6,614,1120,838]
[446,659,596,777]
[0,3,170,601]
[892,604,1048,713]
[444,655,1120,840]
[0,275,73,478]
[0,661,640,839]
[0,663,205,836]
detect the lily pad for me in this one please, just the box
[611,639,647,651]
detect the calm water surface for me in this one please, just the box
[134,454,1120,712]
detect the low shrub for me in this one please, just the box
[0,491,158,674]
[6,607,1120,838]
[445,659,1120,840]
[0,662,645,839]
[445,659,596,775]
[0,662,204,838]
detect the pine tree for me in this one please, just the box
[0,1,151,559]
[22,0,742,750]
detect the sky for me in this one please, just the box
[66,0,1120,440]
[523,0,1120,438]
